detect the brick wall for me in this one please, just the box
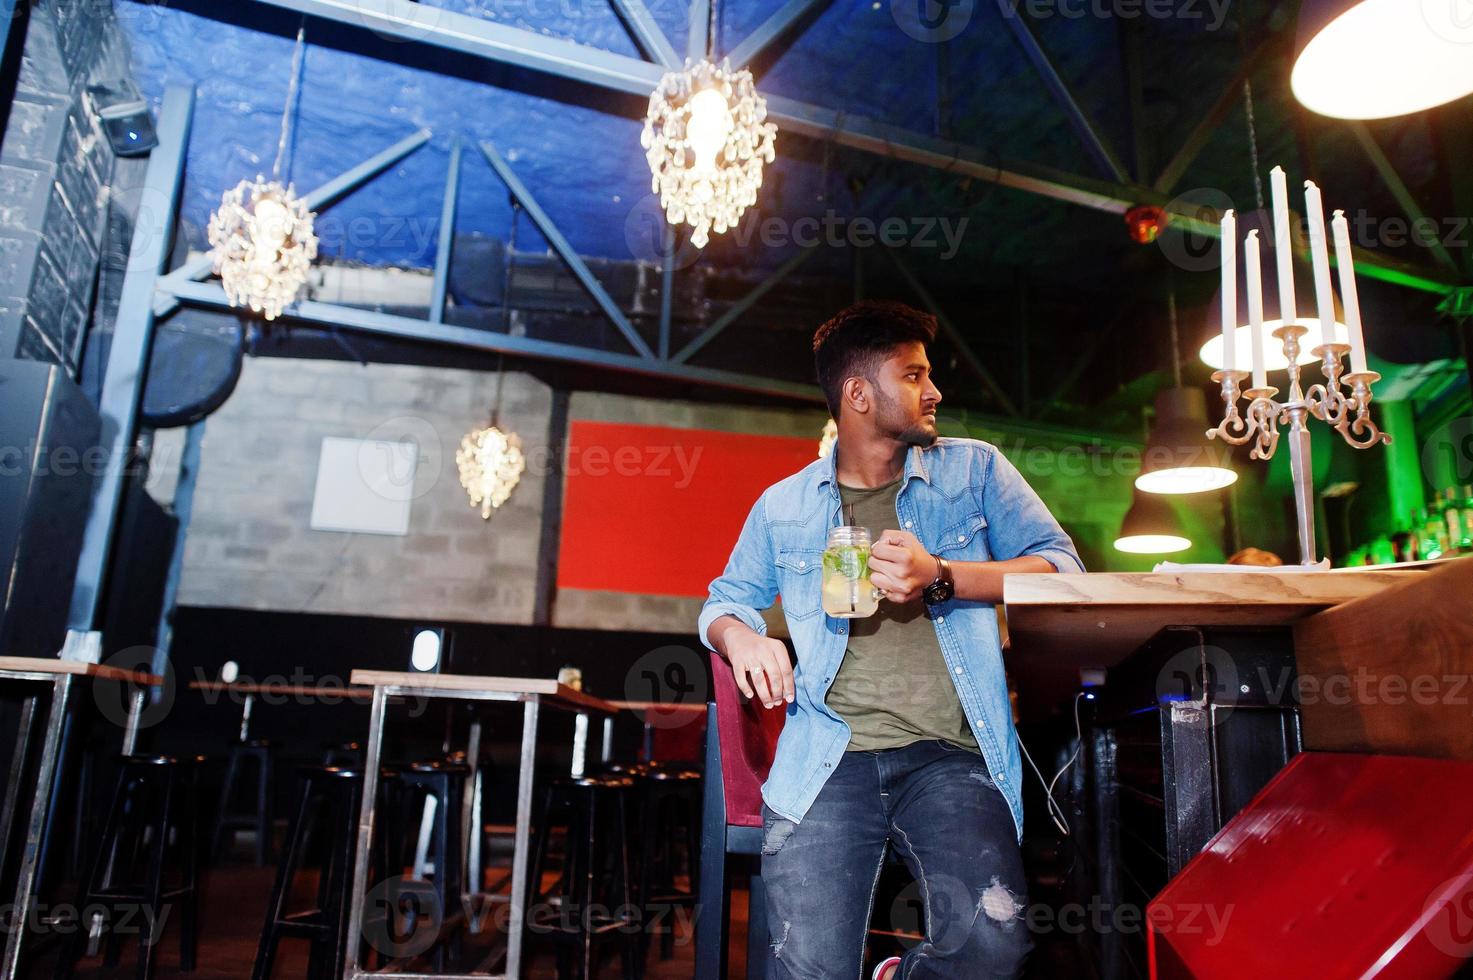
[0,0,126,366]
[174,356,552,623]
[167,354,1204,634]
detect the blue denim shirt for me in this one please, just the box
[698,437,1085,839]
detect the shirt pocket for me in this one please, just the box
[934,511,990,561]
[775,548,823,621]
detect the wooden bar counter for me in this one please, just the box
[999,559,1466,975]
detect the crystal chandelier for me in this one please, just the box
[208,25,317,321]
[456,424,526,519]
[640,59,776,248]
[208,178,316,321]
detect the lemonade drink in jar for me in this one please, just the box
[822,526,881,618]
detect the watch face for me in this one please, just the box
[924,580,954,604]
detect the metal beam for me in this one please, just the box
[994,0,1128,184]
[724,0,832,71]
[152,126,432,316]
[478,139,656,360]
[67,86,195,630]
[151,420,204,680]
[236,0,1454,294]
[1153,37,1277,195]
[672,243,820,363]
[658,225,675,359]
[886,248,1020,418]
[430,134,461,323]
[688,0,709,63]
[609,0,681,70]
[164,279,823,402]
[1349,122,1461,276]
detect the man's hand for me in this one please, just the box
[869,529,935,605]
[713,619,795,710]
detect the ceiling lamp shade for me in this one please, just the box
[641,59,776,248]
[1137,388,1238,495]
[1114,490,1192,555]
[208,178,317,321]
[1291,0,1473,119]
[1200,209,1346,372]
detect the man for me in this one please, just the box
[698,300,1084,979]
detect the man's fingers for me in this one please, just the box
[732,663,755,700]
[748,663,775,707]
[768,647,796,703]
[870,542,903,562]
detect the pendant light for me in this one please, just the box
[456,205,526,519]
[1138,286,1237,494]
[1292,0,1473,119]
[1114,490,1192,555]
[207,24,318,321]
[640,0,776,248]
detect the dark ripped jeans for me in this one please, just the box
[760,739,1030,980]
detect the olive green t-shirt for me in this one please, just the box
[825,477,979,752]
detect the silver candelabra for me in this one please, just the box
[1206,324,1391,566]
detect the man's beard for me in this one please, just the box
[873,385,938,448]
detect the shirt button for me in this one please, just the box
[975,718,986,729]
[904,520,913,529]
[798,560,806,568]
[935,616,944,624]
[838,627,846,635]
[953,666,963,675]
[957,534,965,542]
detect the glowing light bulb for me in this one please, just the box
[686,88,732,173]
[252,197,291,257]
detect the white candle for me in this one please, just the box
[1270,167,1298,336]
[1331,209,1369,374]
[1220,209,1237,373]
[1304,181,1337,348]
[1244,229,1267,390]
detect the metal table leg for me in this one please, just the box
[601,716,613,766]
[506,699,539,980]
[343,686,388,980]
[462,717,483,931]
[121,686,147,756]
[1,675,72,979]
[571,711,589,779]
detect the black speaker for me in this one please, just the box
[0,361,101,656]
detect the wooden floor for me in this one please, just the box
[26,860,750,979]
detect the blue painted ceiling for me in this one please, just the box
[115,0,1462,392]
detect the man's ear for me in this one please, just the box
[842,376,869,416]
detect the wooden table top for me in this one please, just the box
[187,680,373,700]
[0,657,162,686]
[1002,567,1422,715]
[348,670,619,714]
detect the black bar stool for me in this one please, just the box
[635,764,703,961]
[252,765,394,980]
[392,758,470,972]
[57,753,206,980]
[213,737,274,866]
[528,773,642,980]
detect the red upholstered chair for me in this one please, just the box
[694,651,788,980]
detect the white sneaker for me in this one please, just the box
[871,955,901,980]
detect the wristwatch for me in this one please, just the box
[923,554,954,604]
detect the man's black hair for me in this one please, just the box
[812,300,938,418]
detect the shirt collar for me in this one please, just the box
[818,444,931,497]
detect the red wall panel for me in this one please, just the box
[556,421,817,598]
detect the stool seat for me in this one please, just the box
[406,759,469,775]
[562,774,636,790]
